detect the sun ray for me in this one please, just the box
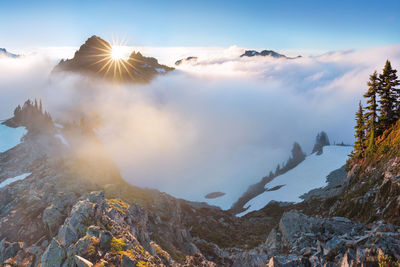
[79,35,144,81]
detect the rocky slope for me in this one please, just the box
[0,102,399,266]
[53,36,174,83]
[328,120,400,224]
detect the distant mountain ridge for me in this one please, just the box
[240,49,301,59]
[54,35,174,83]
[0,48,20,58]
[175,56,198,66]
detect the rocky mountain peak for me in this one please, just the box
[240,49,302,59]
[54,35,174,83]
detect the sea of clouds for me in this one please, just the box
[1,45,400,208]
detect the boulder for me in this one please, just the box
[40,238,66,267]
[279,210,320,243]
[2,242,23,263]
[43,204,64,236]
[99,230,113,249]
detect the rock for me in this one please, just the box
[54,36,173,83]
[40,238,66,267]
[2,242,23,262]
[121,253,137,267]
[340,249,356,267]
[58,224,78,246]
[88,191,104,204]
[183,253,217,267]
[43,204,64,236]
[74,235,92,256]
[332,217,352,223]
[27,244,43,267]
[325,236,345,251]
[87,225,100,238]
[265,228,281,255]
[279,210,320,243]
[74,255,93,267]
[268,256,281,267]
[99,230,113,249]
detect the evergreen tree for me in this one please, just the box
[275,164,280,176]
[378,60,399,129]
[364,71,379,151]
[354,101,366,154]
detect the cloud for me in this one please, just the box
[1,44,400,209]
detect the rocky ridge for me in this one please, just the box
[0,103,399,266]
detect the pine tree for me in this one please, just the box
[378,60,399,130]
[275,164,280,176]
[354,101,366,154]
[364,71,379,152]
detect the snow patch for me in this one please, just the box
[0,123,27,152]
[54,134,69,147]
[237,146,352,216]
[156,68,166,73]
[54,123,64,129]
[0,173,31,188]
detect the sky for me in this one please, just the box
[1,0,399,53]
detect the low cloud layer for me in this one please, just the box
[1,45,400,208]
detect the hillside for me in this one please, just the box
[328,120,400,223]
[0,101,399,266]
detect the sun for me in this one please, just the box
[111,45,128,60]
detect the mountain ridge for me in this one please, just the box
[0,48,20,58]
[240,49,301,59]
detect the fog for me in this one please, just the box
[1,45,399,208]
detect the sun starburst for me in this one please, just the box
[82,36,148,81]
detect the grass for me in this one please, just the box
[106,198,130,214]
[110,237,127,255]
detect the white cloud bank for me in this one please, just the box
[1,44,400,209]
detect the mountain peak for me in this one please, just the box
[240,49,301,59]
[54,36,173,83]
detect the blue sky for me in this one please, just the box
[1,0,399,52]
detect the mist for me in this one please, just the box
[1,45,400,209]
